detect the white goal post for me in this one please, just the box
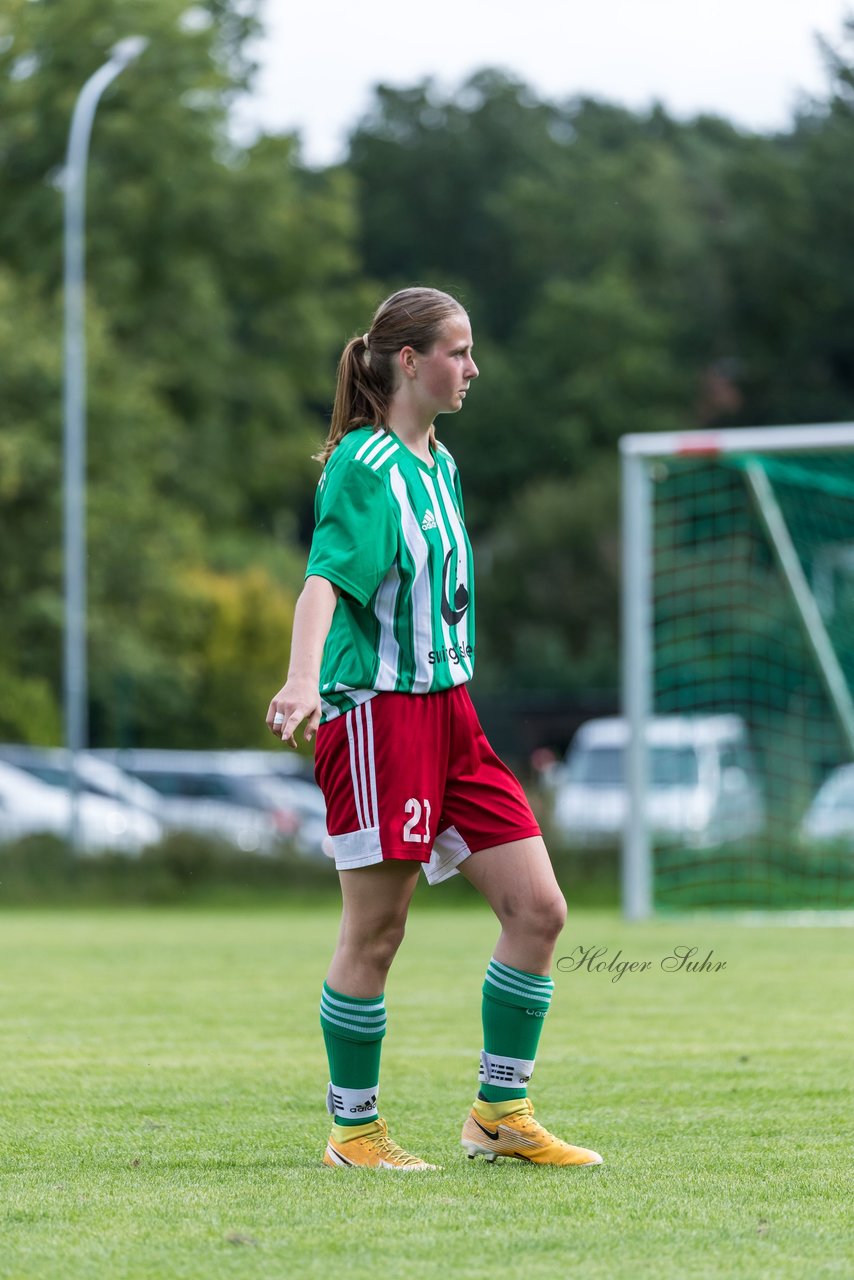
[620,423,854,920]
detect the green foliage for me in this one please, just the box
[0,0,365,745]
[175,563,297,747]
[4,7,854,737]
[0,665,61,743]
[0,830,335,904]
[476,461,620,693]
[0,824,616,908]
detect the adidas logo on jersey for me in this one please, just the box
[421,510,437,531]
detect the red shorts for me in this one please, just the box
[314,686,540,884]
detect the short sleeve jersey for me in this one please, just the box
[306,427,476,721]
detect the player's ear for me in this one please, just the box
[398,345,418,379]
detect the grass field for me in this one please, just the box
[1,900,851,1280]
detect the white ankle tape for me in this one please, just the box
[326,1082,379,1120]
[479,1050,535,1088]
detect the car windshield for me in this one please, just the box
[568,745,699,788]
[134,771,233,799]
[250,776,326,816]
[133,770,268,807]
[17,764,77,790]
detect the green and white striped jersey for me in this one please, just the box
[306,426,476,721]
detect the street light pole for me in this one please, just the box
[63,36,147,850]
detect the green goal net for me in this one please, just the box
[621,426,854,915]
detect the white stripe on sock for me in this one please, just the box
[490,957,554,987]
[321,990,385,1015]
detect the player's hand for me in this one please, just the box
[266,677,322,748]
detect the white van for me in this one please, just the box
[552,715,764,849]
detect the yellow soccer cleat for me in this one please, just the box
[323,1118,436,1171]
[461,1098,602,1167]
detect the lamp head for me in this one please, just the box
[110,36,149,68]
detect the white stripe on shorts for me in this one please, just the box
[364,701,380,830]
[354,703,373,828]
[345,709,366,829]
[345,703,378,831]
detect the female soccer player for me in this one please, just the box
[266,287,602,1171]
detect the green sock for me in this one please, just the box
[479,957,554,1102]
[319,982,386,1126]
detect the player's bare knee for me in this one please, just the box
[362,917,407,971]
[497,889,565,945]
[545,890,568,940]
[524,891,566,944]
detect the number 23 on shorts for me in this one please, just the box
[403,797,432,844]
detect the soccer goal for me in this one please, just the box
[620,423,854,919]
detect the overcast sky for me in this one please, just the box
[234,0,853,164]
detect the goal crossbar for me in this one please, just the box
[621,423,854,458]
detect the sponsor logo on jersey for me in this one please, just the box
[428,643,473,667]
[441,548,470,625]
[421,510,437,530]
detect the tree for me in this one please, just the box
[348,70,562,337]
[0,0,366,745]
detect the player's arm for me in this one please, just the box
[266,575,340,747]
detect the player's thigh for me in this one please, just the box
[337,859,422,940]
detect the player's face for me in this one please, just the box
[416,313,479,415]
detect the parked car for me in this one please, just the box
[92,749,308,854]
[203,750,330,858]
[0,758,162,853]
[244,773,332,859]
[799,764,854,850]
[0,745,163,820]
[551,715,765,849]
[213,749,313,781]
